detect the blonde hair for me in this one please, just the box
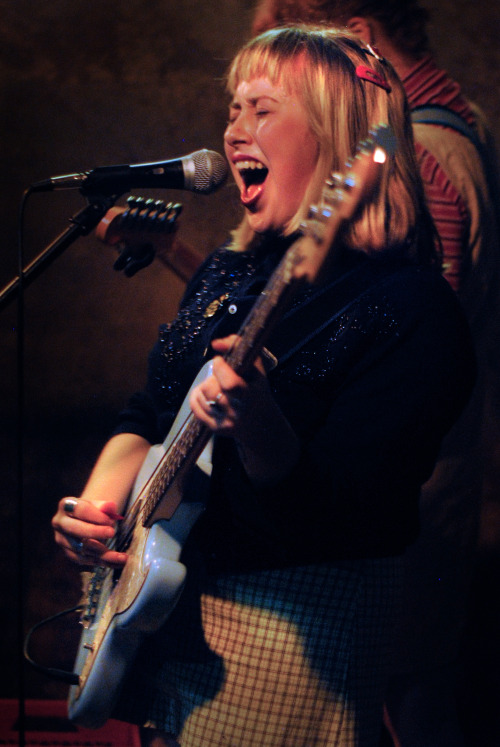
[227,26,436,262]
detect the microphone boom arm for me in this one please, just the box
[0,191,119,311]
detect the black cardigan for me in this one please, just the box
[114,241,476,570]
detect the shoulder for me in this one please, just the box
[372,259,475,399]
[368,262,471,344]
[378,262,461,309]
[412,121,490,203]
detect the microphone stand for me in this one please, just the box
[0,191,120,311]
[3,188,119,746]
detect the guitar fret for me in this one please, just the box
[138,248,300,524]
[141,416,208,523]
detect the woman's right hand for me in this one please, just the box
[52,497,128,568]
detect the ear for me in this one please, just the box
[346,16,375,46]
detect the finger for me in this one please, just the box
[58,497,119,529]
[64,535,128,568]
[80,538,128,568]
[96,500,125,522]
[210,336,267,378]
[67,536,85,554]
[62,497,78,514]
[211,357,248,399]
[203,392,227,425]
[98,550,129,568]
[211,334,240,355]
[190,387,228,430]
[64,536,101,565]
[204,391,225,409]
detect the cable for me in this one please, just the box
[23,606,82,685]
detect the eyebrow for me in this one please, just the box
[229,94,280,109]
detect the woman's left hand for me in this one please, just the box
[189,335,265,437]
[190,335,300,484]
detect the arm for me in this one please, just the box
[52,432,151,567]
[255,270,477,559]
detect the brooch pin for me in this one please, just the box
[203,293,230,318]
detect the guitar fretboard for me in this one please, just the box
[140,242,304,526]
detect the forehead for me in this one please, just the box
[230,77,291,104]
[228,46,304,95]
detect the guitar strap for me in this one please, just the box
[268,259,395,367]
[411,105,500,228]
[411,105,483,152]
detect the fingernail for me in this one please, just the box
[106,511,124,521]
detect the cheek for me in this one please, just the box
[299,131,320,176]
[283,139,318,197]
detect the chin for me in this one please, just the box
[247,217,271,235]
[247,214,286,236]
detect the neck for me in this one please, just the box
[368,33,421,78]
[385,47,421,79]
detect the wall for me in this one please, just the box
[0,0,499,740]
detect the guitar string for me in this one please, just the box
[79,138,382,631]
[102,410,202,557]
[93,211,318,558]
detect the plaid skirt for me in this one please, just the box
[116,557,401,746]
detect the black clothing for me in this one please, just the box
[114,240,476,571]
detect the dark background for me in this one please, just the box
[1,1,499,743]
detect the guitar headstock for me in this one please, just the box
[95,196,203,279]
[96,195,184,240]
[293,124,396,283]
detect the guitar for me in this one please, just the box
[67,125,395,728]
[96,195,204,280]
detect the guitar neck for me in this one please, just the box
[138,125,393,527]
[140,240,304,527]
[226,240,304,375]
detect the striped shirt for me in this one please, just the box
[403,55,478,292]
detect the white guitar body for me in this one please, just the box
[67,363,213,728]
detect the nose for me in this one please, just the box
[224,113,252,147]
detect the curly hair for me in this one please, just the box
[252,0,430,56]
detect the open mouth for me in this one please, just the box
[235,160,268,204]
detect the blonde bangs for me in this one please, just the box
[227,37,298,97]
[227,27,432,258]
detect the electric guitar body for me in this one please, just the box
[68,362,214,727]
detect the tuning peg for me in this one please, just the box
[157,202,183,230]
[148,199,168,223]
[121,196,146,225]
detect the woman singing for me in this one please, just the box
[52,27,475,746]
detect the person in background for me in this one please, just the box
[253,2,500,745]
[52,26,476,746]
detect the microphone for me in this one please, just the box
[30,149,228,196]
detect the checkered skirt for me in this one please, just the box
[117,557,400,746]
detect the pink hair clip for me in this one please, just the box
[355,64,391,93]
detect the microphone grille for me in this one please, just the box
[190,149,228,194]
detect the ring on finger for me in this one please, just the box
[205,391,223,408]
[68,537,85,554]
[63,497,78,514]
